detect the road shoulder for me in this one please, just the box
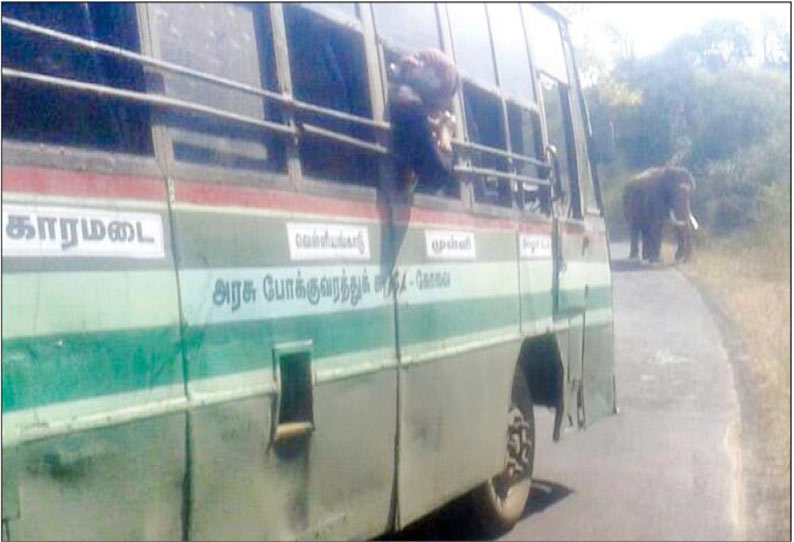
[683,271,790,541]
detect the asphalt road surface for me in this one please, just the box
[397,243,743,541]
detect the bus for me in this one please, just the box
[1,3,616,540]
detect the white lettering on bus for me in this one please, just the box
[425,230,476,260]
[287,223,371,261]
[2,204,165,259]
[519,233,552,259]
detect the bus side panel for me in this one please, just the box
[553,217,615,429]
[582,216,616,424]
[1,165,186,541]
[554,219,589,428]
[3,416,185,542]
[518,220,555,337]
[171,180,397,540]
[393,212,520,528]
[185,373,397,541]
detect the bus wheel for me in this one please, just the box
[474,366,535,531]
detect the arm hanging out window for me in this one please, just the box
[388,49,460,196]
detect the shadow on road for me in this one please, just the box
[382,479,573,541]
[610,258,675,273]
[522,479,574,518]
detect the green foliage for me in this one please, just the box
[585,19,791,238]
[597,157,637,237]
[693,19,754,71]
[695,129,791,235]
[688,68,790,168]
[761,16,791,70]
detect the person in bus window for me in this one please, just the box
[389,49,460,195]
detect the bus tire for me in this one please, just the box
[473,365,535,532]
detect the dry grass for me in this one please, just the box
[680,235,789,404]
[674,231,790,538]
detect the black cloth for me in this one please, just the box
[389,84,453,194]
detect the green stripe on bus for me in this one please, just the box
[521,291,555,321]
[2,287,611,411]
[398,295,520,345]
[2,326,182,411]
[183,305,395,381]
[558,285,612,314]
[587,285,613,311]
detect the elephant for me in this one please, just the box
[622,166,699,262]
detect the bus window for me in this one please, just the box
[563,36,600,213]
[300,2,358,22]
[285,5,378,187]
[446,3,497,86]
[463,81,511,207]
[523,4,568,83]
[152,3,286,174]
[372,3,441,51]
[1,2,152,155]
[540,74,581,218]
[507,102,542,167]
[507,101,548,213]
[487,3,535,103]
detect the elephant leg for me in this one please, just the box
[640,226,651,261]
[648,220,664,262]
[674,227,686,261]
[676,227,693,262]
[629,227,640,259]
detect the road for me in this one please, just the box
[398,243,743,541]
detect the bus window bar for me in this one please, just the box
[1,72,552,189]
[1,68,296,137]
[1,17,284,105]
[1,16,389,132]
[299,123,389,155]
[294,101,389,131]
[453,165,550,186]
[1,18,553,164]
[452,138,549,169]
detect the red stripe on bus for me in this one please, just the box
[173,179,384,221]
[395,206,517,231]
[175,180,521,231]
[518,221,554,235]
[561,221,586,234]
[2,168,599,235]
[2,166,167,201]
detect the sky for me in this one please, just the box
[564,2,791,64]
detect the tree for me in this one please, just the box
[761,17,791,70]
[696,20,753,71]
[604,23,635,64]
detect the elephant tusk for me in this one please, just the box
[669,215,687,228]
[689,213,699,231]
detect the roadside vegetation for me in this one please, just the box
[566,10,790,539]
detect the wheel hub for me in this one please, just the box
[494,404,532,499]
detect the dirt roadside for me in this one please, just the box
[683,272,791,541]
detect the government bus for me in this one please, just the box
[1,3,616,540]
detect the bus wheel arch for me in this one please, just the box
[518,334,565,441]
